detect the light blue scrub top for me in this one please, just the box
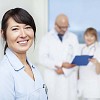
[0,48,48,100]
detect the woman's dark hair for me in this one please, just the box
[1,8,36,54]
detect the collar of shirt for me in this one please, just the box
[82,42,97,55]
[5,48,35,71]
[84,42,97,50]
[57,34,64,41]
[51,28,70,39]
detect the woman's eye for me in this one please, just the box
[12,28,18,31]
[25,26,32,29]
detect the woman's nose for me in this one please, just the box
[20,29,27,37]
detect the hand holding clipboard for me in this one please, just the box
[71,55,93,66]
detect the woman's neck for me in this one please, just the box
[14,52,27,65]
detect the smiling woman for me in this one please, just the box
[0,8,48,100]
[78,27,100,100]
[1,8,36,55]
[6,17,34,54]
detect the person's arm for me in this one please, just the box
[55,62,77,76]
[62,66,78,77]
[61,62,78,76]
[60,34,79,77]
[55,66,64,74]
[89,58,100,74]
[0,68,15,100]
[62,62,76,68]
[39,38,62,70]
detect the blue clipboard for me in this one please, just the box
[71,55,93,66]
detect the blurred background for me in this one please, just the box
[48,0,100,43]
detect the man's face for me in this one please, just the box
[55,22,69,35]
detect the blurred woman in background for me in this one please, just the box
[78,27,100,100]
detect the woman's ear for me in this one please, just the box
[0,29,4,39]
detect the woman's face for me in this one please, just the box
[5,18,34,54]
[84,33,96,46]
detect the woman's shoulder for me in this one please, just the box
[95,42,100,50]
[0,55,12,74]
[93,42,100,57]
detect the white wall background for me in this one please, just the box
[0,0,48,74]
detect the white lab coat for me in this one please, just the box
[78,42,100,98]
[39,29,79,100]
